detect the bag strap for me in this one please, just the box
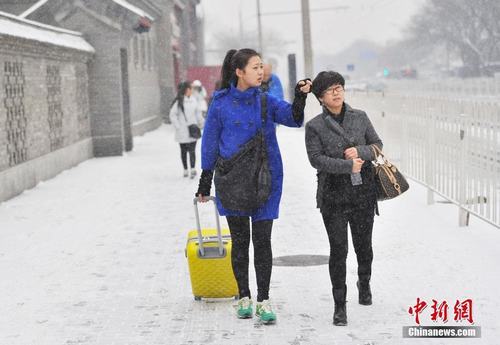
[260,93,267,126]
[371,144,388,166]
[177,100,191,124]
[371,144,384,157]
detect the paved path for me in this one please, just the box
[0,122,498,345]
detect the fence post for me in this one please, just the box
[400,99,408,173]
[426,100,435,205]
[458,113,469,227]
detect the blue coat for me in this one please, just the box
[267,74,284,100]
[201,85,303,221]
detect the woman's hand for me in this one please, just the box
[344,147,359,160]
[197,194,209,203]
[352,158,364,173]
[298,79,312,94]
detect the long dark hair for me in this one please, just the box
[171,81,191,113]
[220,48,260,89]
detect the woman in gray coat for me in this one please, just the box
[305,71,383,326]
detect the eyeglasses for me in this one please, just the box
[323,85,344,95]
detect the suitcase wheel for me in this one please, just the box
[194,296,202,301]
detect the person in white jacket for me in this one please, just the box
[192,79,208,118]
[169,81,204,178]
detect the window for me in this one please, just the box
[140,35,146,70]
[132,36,139,68]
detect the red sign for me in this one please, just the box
[408,298,474,325]
[187,66,222,100]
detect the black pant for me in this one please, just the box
[180,142,196,169]
[321,206,374,289]
[226,216,273,302]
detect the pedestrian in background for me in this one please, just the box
[260,63,284,100]
[192,79,208,118]
[169,81,203,179]
[196,48,311,324]
[305,71,383,326]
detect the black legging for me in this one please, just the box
[226,216,273,302]
[180,142,196,169]
[321,206,374,289]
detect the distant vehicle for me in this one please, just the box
[345,80,386,92]
[399,68,418,79]
[345,81,368,91]
[366,81,386,92]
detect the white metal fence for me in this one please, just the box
[384,78,500,100]
[347,92,500,229]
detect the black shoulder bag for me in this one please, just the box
[213,94,272,211]
[180,105,201,139]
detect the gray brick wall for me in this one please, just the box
[0,36,92,173]
[64,10,126,157]
[127,30,162,136]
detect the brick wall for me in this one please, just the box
[0,30,93,202]
[0,36,92,173]
[127,30,162,136]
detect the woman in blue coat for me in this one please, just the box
[196,48,311,324]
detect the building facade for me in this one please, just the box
[0,11,94,201]
[0,0,204,202]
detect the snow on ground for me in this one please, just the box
[0,124,498,345]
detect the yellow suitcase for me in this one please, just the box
[185,197,238,300]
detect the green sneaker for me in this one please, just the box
[236,297,253,319]
[255,300,276,324]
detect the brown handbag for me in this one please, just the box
[371,145,409,201]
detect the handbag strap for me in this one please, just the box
[371,144,388,166]
[371,145,399,186]
[177,100,191,125]
[371,144,384,158]
[260,93,267,126]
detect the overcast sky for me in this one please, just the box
[201,0,426,78]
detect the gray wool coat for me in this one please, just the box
[305,103,383,209]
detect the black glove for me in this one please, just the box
[292,79,311,123]
[295,78,312,97]
[195,170,214,197]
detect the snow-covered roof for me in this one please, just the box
[112,0,155,21]
[19,0,49,19]
[21,0,155,22]
[0,11,95,53]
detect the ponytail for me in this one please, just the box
[220,49,237,90]
[219,48,260,90]
[171,80,191,114]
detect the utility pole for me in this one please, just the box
[239,0,244,42]
[301,0,313,77]
[256,0,263,56]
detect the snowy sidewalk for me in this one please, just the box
[0,124,498,345]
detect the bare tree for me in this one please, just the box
[406,0,500,77]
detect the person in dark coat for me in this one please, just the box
[196,48,311,324]
[305,71,383,326]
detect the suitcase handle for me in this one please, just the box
[193,196,224,257]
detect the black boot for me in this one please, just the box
[357,279,372,305]
[333,286,347,326]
